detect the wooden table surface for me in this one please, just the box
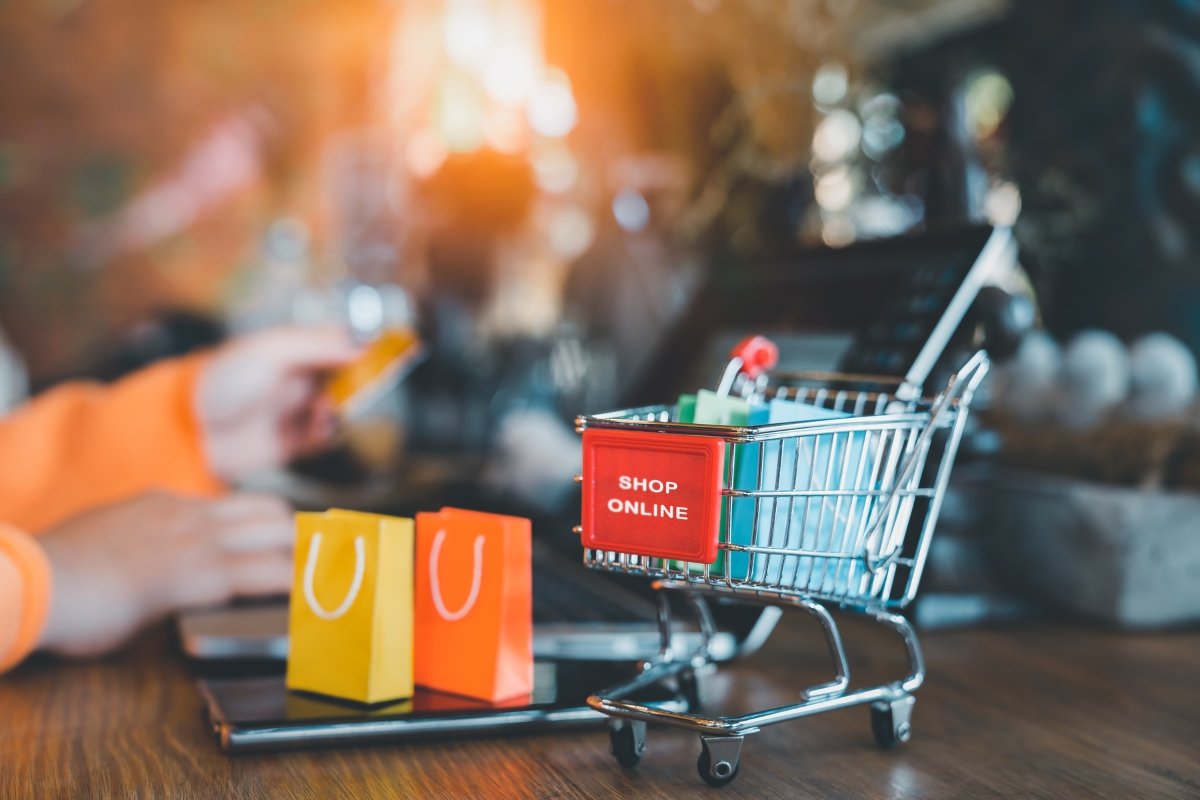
[1,614,1197,799]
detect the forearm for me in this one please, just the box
[0,355,223,533]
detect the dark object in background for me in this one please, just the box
[967,286,1034,362]
[627,226,1004,406]
[420,149,536,312]
[35,309,225,392]
[881,1,1200,347]
[1002,0,1200,348]
[288,445,374,487]
[96,310,225,381]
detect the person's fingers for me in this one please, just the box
[274,372,318,415]
[249,325,363,374]
[226,551,295,597]
[168,564,234,611]
[217,517,294,554]
[209,493,293,524]
[277,391,343,461]
[207,495,293,554]
[292,398,341,456]
[170,542,291,608]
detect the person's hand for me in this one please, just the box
[197,325,361,482]
[37,492,294,657]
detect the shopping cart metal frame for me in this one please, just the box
[575,349,989,787]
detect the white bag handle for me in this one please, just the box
[303,532,366,621]
[429,529,485,622]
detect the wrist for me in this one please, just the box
[0,524,53,670]
[189,353,239,487]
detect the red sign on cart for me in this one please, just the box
[581,429,725,564]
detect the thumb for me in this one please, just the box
[249,325,363,374]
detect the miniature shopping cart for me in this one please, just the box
[575,336,989,787]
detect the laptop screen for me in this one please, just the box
[625,225,1013,405]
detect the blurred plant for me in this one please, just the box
[1002,0,1200,344]
[0,0,387,381]
[612,1,1011,254]
[619,0,861,251]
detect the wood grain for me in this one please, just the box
[1,614,1197,799]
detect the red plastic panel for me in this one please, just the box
[581,429,725,564]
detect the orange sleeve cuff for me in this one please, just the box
[0,353,225,533]
[161,353,227,496]
[0,523,52,673]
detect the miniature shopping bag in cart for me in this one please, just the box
[576,335,989,787]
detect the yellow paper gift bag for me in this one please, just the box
[286,509,414,704]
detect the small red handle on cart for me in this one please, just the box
[731,335,779,380]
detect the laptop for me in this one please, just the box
[179,224,1017,665]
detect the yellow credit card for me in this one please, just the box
[326,328,423,416]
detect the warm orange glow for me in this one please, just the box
[484,106,530,154]
[406,127,449,179]
[526,68,577,138]
[436,73,487,152]
[387,0,575,159]
[444,0,496,71]
[484,44,540,107]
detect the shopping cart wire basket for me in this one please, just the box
[575,336,989,787]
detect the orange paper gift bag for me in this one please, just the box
[414,507,533,702]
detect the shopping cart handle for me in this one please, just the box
[864,350,992,573]
[730,336,779,380]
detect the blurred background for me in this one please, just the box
[2,0,1199,627]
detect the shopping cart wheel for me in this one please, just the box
[870,695,915,749]
[608,719,647,768]
[697,735,743,788]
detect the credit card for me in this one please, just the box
[326,328,424,417]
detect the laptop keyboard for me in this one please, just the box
[532,543,659,624]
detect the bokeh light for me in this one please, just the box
[436,74,486,152]
[813,62,849,107]
[821,216,856,247]
[815,165,855,211]
[984,180,1022,226]
[860,93,905,159]
[444,0,494,71]
[548,204,594,258]
[612,189,651,232]
[484,106,530,154]
[347,284,385,333]
[527,68,578,138]
[532,144,579,194]
[964,70,1014,141]
[484,45,541,106]
[812,109,862,163]
[406,127,449,179]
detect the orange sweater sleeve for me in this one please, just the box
[0,523,52,672]
[0,355,224,534]
[0,355,224,671]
